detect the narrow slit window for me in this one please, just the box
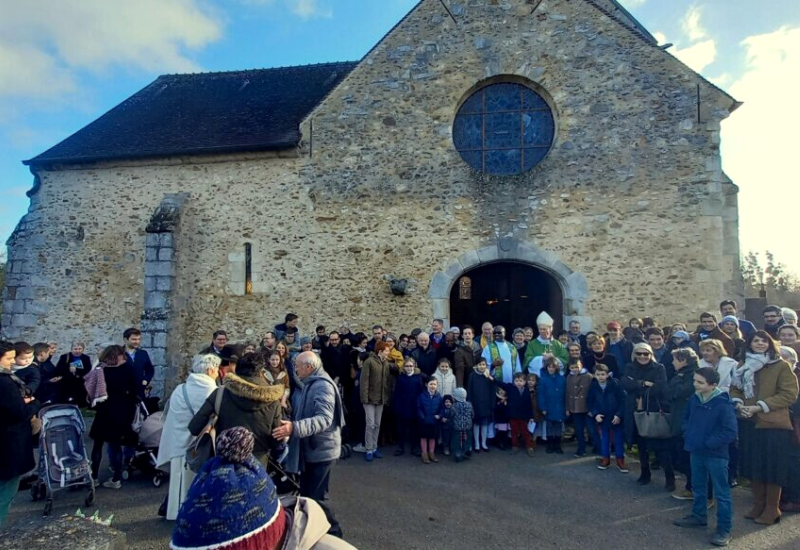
[244,243,253,295]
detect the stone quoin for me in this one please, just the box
[2,0,742,396]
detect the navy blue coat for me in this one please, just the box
[417,391,444,425]
[494,381,533,420]
[587,378,626,426]
[393,373,424,419]
[125,348,154,400]
[467,371,495,420]
[683,391,738,459]
[538,371,566,422]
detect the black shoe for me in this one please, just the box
[637,476,651,485]
[555,447,564,455]
[393,448,405,456]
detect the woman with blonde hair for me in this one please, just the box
[698,339,737,394]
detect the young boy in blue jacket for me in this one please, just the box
[587,364,628,473]
[673,367,738,548]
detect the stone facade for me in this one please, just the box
[2,0,741,391]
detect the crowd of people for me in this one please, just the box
[2,300,800,548]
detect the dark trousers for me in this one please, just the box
[300,460,342,538]
[509,419,533,449]
[637,437,674,483]
[572,413,598,454]
[396,416,418,451]
[91,439,123,482]
[450,430,472,459]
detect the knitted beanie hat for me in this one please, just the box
[443,394,454,405]
[170,427,286,550]
[453,387,467,403]
[721,315,740,328]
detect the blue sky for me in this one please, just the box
[1,0,799,273]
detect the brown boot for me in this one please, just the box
[755,483,783,525]
[745,481,766,519]
[429,451,439,463]
[421,452,430,464]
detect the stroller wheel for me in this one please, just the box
[31,483,40,502]
[43,499,53,517]
[85,488,95,507]
[122,469,130,481]
[152,475,163,488]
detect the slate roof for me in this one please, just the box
[25,62,357,166]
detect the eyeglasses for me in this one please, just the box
[635,352,651,357]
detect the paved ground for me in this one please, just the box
[6,442,800,549]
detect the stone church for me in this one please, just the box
[2,0,742,393]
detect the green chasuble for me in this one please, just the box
[523,338,569,370]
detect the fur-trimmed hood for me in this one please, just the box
[224,372,284,409]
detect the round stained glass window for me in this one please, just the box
[453,82,555,175]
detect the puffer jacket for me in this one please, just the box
[417,391,444,425]
[189,372,284,466]
[291,369,345,465]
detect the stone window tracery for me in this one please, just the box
[453,82,554,175]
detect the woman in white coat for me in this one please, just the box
[156,354,220,520]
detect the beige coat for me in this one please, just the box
[731,358,799,430]
[280,496,357,550]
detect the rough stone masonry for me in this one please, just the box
[2,0,742,395]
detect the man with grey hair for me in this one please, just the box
[273,351,345,537]
[411,331,437,377]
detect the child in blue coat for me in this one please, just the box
[417,378,444,464]
[539,356,566,454]
[673,367,738,548]
[587,364,628,472]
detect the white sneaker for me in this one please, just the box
[351,444,367,453]
[102,480,121,489]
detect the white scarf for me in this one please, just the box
[733,352,769,399]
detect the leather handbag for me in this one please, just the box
[186,386,225,473]
[634,389,672,439]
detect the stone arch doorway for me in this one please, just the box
[449,262,563,333]
[428,237,591,331]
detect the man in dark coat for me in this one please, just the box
[199,330,228,357]
[762,305,786,339]
[123,328,155,400]
[320,332,350,383]
[1,341,37,526]
[410,332,437,378]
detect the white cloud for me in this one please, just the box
[0,0,223,99]
[722,26,800,269]
[682,5,707,42]
[670,39,717,73]
[288,0,332,19]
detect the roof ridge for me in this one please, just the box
[158,61,358,79]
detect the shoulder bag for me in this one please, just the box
[185,386,225,473]
[634,388,671,439]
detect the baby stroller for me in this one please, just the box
[31,404,95,516]
[122,407,167,487]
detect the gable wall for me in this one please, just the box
[2,0,741,373]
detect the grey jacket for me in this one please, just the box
[292,369,345,465]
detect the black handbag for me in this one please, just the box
[634,388,671,439]
[185,386,225,473]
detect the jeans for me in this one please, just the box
[300,460,342,538]
[91,440,123,481]
[362,404,384,452]
[690,454,732,535]
[572,413,597,454]
[599,423,625,458]
[0,476,21,527]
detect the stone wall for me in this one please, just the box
[2,0,741,381]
